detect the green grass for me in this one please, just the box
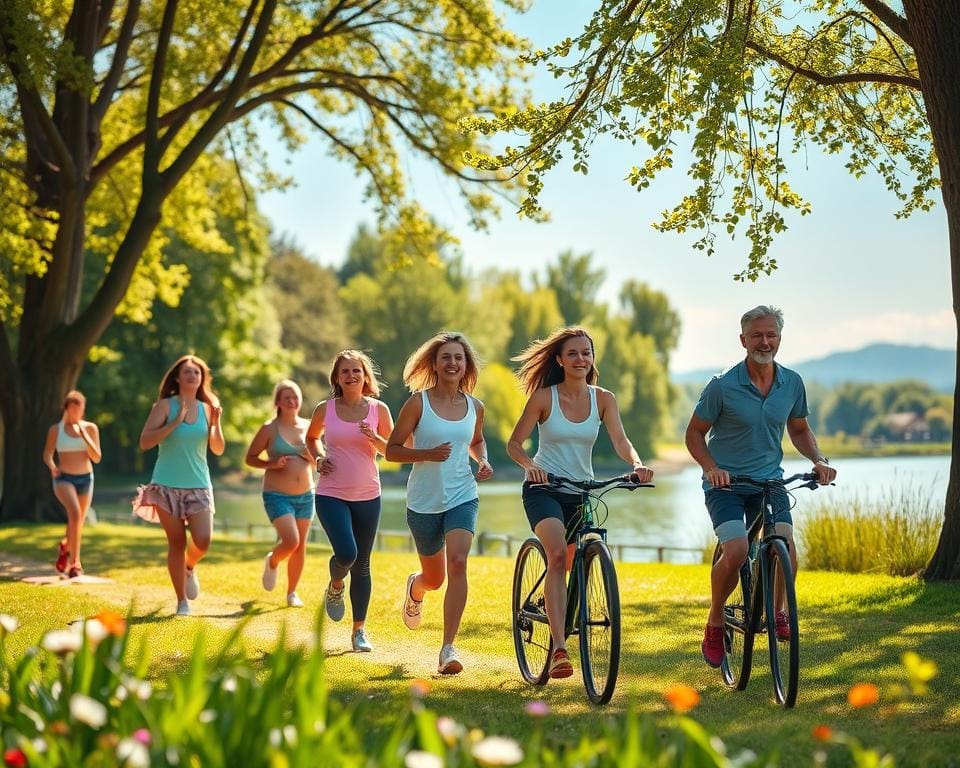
[1,523,959,766]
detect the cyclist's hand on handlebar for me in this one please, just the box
[813,461,837,485]
[525,466,549,485]
[630,464,654,483]
[705,467,730,488]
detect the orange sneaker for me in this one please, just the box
[55,539,69,573]
[549,648,574,678]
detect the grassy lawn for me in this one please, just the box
[1,522,958,766]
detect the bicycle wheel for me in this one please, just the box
[579,540,621,704]
[765,538,799,707]
[712,542,755,690]
[512,538,552,685]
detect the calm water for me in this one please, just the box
[96,454,950,560]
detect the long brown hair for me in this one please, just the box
[513,326,598,396]
[158,355,219,406]
[328,350,385,398]
[403,331,481,394]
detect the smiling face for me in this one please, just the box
[176,361,203,392]
[336,357,366,394]
[434,342,467,385]
[740,315,781,365]
[556,335,595,380]
[275,386,302,414]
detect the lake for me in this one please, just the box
[95,454,951,562]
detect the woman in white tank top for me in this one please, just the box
[507,327,654,679]
[386,331,493,676]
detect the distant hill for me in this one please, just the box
[672,344,956,392]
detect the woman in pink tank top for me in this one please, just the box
[306,350,394,653]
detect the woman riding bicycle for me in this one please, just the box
[507,326,654,679]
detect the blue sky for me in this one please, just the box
[257,1,953,373]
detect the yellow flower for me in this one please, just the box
[663,683,700,713]
[902,651,937,695]
[847,683,880,708]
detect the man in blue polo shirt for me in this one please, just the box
[685,305,837,668]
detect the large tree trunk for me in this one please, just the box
[907,1,960,580]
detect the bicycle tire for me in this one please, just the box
[765,538,799,707]
[579,540,621,704]
[712,541,755,690]
[512,537,552,685]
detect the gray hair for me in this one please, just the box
[740,305,784,332]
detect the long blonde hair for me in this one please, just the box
[513,327,598,396]
[403,331,481,393]
[272,379,303,417]
[158,354,219,406]
[328,350,384,398]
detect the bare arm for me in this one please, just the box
[787,417,837,484]
[506,390,548,483]
[468,398,493,481]
[306,401,330,473]
[79,422,103,464]
[598,389,653,482]
[385,395,451,464]
[139,399,181,451]
[685,414,729,488]
[42,425,59,476]
[358,401,393,456]
[206,402,225,456]
[245,424,280,470]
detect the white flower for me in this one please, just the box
[42,628,83,655]
[51,681,63,701]
[133,680,152,701]
[31,738,47,754]
[436,716,463,746]
[115,684,129,701]
[222,675,237,693]
[84,619,109,646]
[69,693,107,729]
[117,738,150,768]
[471,736,524,766]
[198,709,216,723]
[0,613,19,634]
[404,750,443,768]
[282,725,298,747]
[269,728,282,747]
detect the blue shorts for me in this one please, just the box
[54,472,93,496]
[521,481,586,535]
[262,490,315,522]
[705,484,792,543]
[406,499,479,556]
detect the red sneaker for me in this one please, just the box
[775,611,792,641]
[68,564,83,579]
[549,648,574,678]
[55,539,69,573]
[702,624,725,668]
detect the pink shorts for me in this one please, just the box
[132,483,215,524]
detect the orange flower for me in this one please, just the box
[811,724,834,742]
[663,683,700,713]
[847,683,880,708]
[94,610,126,637]
[410,679,432,698]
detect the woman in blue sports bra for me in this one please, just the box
[134,355,225,617]
[507,327,654,680]
[42,390,102,578]
[245,379,316,608]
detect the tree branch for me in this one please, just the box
[858,0,913,47]
[144,0,179,174]
[92,0,142,125]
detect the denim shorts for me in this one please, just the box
[54,472,93,495]
[263,490,315,522]
[406,498,479,556]
[521,481,586,533]
[705,484,792,543]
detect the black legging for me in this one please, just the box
[315,495,381,622]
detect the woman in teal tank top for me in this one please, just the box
[507,327,654,680]
[133,355,225,617]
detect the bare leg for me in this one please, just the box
[286,518,311,595]
[411,550,446,601]
[156,507,188,601]
[269,515,300,568]
[185,511,212,570]
[534,518,569,651]
[708,537,748,626]
[441,529,473,646]
[53,483,83,567]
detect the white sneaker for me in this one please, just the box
[176,599,191,617]
[402,573,423,630]
[262,552,278,591]
[287,592,304,608]
[438,644,463,675]
[185,567,200,600]
[352,628,373,652]
[324,581,345,621]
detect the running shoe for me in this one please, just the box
[55,539,69,574]
[185,567,200,600]
[701,623,725,668]
[402,573,423,630]
[262,552,278,591]
[176,599,191,617]
[775,610,792,641]
[548,648,574,678]
[324,581,345,621]
[287,592,304,608]
[438,644,463,675]
[352,628,374,652]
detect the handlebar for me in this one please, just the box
[536,473,655,491]
[728,473,834,491]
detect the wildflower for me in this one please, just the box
[847,683,880,708]
[283,725,298,747]
[222,675,237,693]
[198,710,216,724]
[0,614,19,635]
[3,748,28,768]
[410,678,432,698]
[94,610,126,637]
[117,738,150,768]
[132,729,151,746]
[84,619,109,646]
[70,694,108,729]
[41,628,82,655]
[663,683,700,713]
[903,651,938,696]
[405,751,443,768]
[472,736,523,766]
[48,721,70,736]
[437,716,462,746]
[811,724,834,742]
[524,700,550,717]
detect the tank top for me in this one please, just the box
[406,391,478,514]
[57,421,88,452]
[533,385,601,493]
[315,398,381,502]
[151,398,212,489]
[266,421,309,460]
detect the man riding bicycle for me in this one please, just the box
[685,305,837,668]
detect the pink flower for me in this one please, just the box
[132,729,151,745]
[524,700,550,717]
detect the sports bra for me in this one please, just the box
[57,421,88,453]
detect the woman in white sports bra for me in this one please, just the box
[42,390,102,578]
[386,331,493,676]
[507,327,654,680]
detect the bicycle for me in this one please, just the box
[713,472,831,707]
[511,473,653,704]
